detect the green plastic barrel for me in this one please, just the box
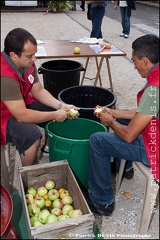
[46,118,107,190]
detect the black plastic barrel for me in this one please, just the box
[58,85,117,121]
[38,60,84,98]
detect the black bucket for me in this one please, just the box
[38,60,84,98]
[58,85,117,121]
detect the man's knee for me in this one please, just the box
[19,126,42,155]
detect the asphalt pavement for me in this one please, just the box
[1,2,159,239]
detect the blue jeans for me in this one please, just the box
[120,7,130,35]
[90,6,105,38]
[88,132,150,205]
[114,118,133,171]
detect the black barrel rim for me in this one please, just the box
[39,60,83,72]
[58,85,117,110]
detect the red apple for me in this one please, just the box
[45,180,55,190]
[51,208,63,216]
[70,209,83,218]
[52,198,64,209]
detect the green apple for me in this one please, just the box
[25,193,34,204]
[59,189,70,199]
[33,221,43,227]
[27,204,34,217]
[62,204,74,215]
[37,187,48,197]
[48,189,59,201]
[68,210,74,218]
[61,195,73,205]
[31,203,41,216]
[58,214,70,221]
[74,47,80,54]
[46,214,58,224]
[95,107,103,114]
[34,196,45,209]
[69,108,78,117]
[30,216,38,227]
[38,209,50,224]
[27,187,37,197]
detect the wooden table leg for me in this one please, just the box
[80,57,89,85]
[105,57,113,92]
[95,57,102,86]
[94,57,104,86]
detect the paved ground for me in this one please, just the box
[1,2,159,239]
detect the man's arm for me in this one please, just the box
[3,98,66,123]
[105,108,136,119]
[105,112,152,143]
[30,81,64,110]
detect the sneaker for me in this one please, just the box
[111,162,134,180]
[124,34,129,38]
[83,192,115,216]
[80,5,85,11]
[123,168,134,179]
[41,145,49,154]
[119,33,124,37]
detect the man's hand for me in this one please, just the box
[100,110,115,127]
[53,109,68,122]
[60,104,80,119]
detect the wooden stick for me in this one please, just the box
[98,45,106,53]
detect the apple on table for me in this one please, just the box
[73,47,80,54]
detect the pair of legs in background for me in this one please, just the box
[119,6,130,37]
[90,6,106,38]
[80,0,85,11]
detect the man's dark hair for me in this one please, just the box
[132,34,159,64]
[4,28,37,57]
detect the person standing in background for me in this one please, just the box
[43,0,49,8]
[72,0,76,11]
[80,0,85,11]
[86,1,107,39]
[114,0,136,38]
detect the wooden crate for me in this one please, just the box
[18,160,95,239]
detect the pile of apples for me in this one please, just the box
[25,180,83,227]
